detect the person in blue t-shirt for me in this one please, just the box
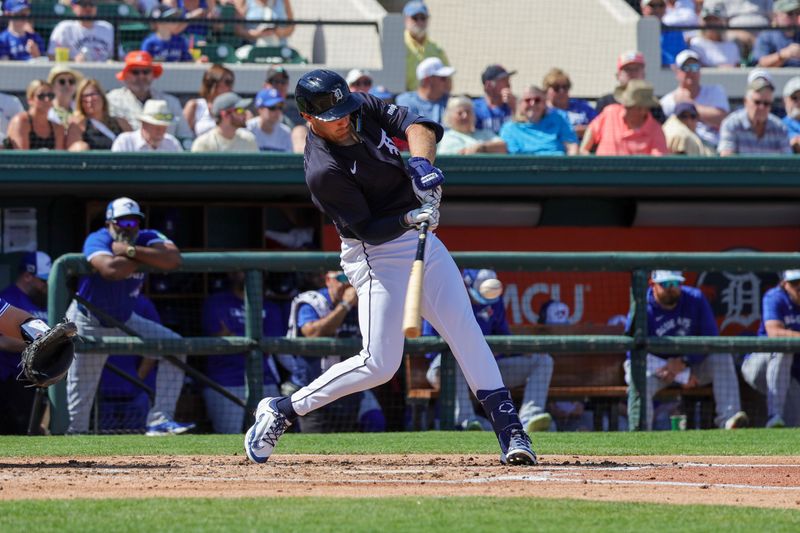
[395,56,453,125]
[287,271,385,433]
[141,5,194,62]
[472,64,517,134]
[753,3,800,68]
[740,270,800,428]
[499,86,578,155]
[423,269,554,433]
[624,270,748,430]
[98,294,160,431]
[0,251,51,434]
[65,196,195,436]
[0,0,45,61]
[202,271,286,433]
[542,68,596,140]
[640,0,687,66]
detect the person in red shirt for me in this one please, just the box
[580,80,668,156]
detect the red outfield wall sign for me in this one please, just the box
[322,226,800,333]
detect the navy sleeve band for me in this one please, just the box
[348,214,409,245]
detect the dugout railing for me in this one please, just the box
[47,251,800,434]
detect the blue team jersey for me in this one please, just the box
[0,30,45,61]
[394,91,448,125]
[626,286,718,364]
[422,299,512,358]
[77,227,170,323]
[202,290,285,387]
[296,287,359,380]
[141,33,192,62]
[556,99,597,129]
[100,295,160,396]
[472,97,513,134]
[757,286,800,336]
[0,286,47,380]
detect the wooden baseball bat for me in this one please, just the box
[402,221,429,338]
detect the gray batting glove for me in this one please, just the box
[403,202,439,230]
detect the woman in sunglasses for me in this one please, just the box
[66,79,132,151]
[5,79,64,150]
[47,65,83,127]
[183,64,235,137]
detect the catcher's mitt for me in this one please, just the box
[18,319,78,388]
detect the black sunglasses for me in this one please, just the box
[677,112,698,120]
[130,68,152,76]
[35,92,55,101]
[57,77,76,86]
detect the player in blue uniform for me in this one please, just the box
[0,251,51,434]
[65,197,195,436]
[202,271,286,433]
[624,270,748,430]
[424,269,553,433]
[245,69,536,466]
[741,270,800,427]
[287,270,385,433]
[98,294,160,431]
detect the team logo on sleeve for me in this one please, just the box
[386,104,397,116]
[377,129,399,156]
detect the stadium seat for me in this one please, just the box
[199,42,236,63]
[239,45,306,64]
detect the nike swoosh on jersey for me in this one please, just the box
[350,161,357,174]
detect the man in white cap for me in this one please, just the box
[191,92,257,153]
[402,0,449,91]
[660,49,729,149]
[66,197,194,436]
[624,270,748,431]
[781,76,800,152]
[345,69,373,94]
[111,100,183,152]
[395,57,454,125]
[0,251,51,434]
[741,270,800,428]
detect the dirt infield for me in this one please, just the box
[1,454,799,508]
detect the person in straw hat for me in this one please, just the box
[580,79,668,156]
[46,64,83,127]
[111,100,183,152]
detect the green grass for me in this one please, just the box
[1,429,798,458]
[0,497,798,532]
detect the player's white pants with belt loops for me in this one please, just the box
[289,229,505,416]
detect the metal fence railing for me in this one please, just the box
[47,251,800,434]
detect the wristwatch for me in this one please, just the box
[125,245,136,258]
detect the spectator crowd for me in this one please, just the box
[3,0,800,155]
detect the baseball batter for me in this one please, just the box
[245,69,536,465]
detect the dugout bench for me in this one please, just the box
[404,324,715,431]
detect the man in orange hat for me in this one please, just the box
[107,50,193,146]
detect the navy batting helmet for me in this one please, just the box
[295,69,363,121]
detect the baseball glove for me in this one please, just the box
[18,320,78,388]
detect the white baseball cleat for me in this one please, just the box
[724,411,749,430]
[500,428,538,466]
[526,413,553,433]
[245,397,291,464]
[766,415,785,428]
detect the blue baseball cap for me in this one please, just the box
[403,0,428,18]
[255,88,284,108]
[3,0,30,13]
[20,251,52,281]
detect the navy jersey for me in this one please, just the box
[141,33,192,62]
[202,290,285,387]
[303,93,443,243]
[77,227,171,322]
[626,286,718,364]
